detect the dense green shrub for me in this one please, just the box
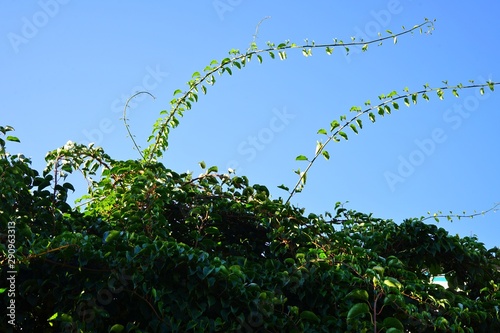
[1,19,499,332]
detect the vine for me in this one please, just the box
[143,19,435,162]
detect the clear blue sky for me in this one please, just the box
[2,2,500,248]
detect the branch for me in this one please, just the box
[144,19,435,162]
[422,202,500,223]
[285,81,500,204]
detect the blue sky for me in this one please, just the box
[2,1,499,248]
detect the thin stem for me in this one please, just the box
[123,91,155,160]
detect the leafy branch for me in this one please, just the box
[143,19,435,162]
[284,80,499,204]
[423,202,500,223]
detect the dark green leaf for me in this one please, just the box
[300,310,320,323]
[347,303,369,320]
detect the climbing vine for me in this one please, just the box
[1,18,499,333]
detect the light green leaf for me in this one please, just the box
[317,128,327,135]
[295,155,308,161]
[383,277,402,290]
[199,161,206,169]
[6,136,20,143]
[105,230,121,243]
[315,141,323,155]
[338,131,348,140]
[330,120,340,131]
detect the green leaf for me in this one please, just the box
[386,329,404,333]
[173,89,182,96]
[347,303,369,320]
[0,288,6,294]
[109,324,125,332]
[412,93,418,104]
[6,136,20,143]
[487,80,495,91]
[338,131,348,140]
[300,310,320,323]
[315,141,323,155]
[368,112,376,123]
[48,312,59,321]
[356,119,363,129]
[404,97,410,107]
[345,289,369,302]
[295,155,308,161]
[330,120,340,131]
[105,230,121,243]
[278,51,287,60]
[325,46,333,55]
[317,128,327,135]
[207,165,218,173]
[256,55,262,64]
[480,87,485,95]
[322,150,330,160]
[278,184,289,191]
[362,44,368,51]
[383,277,402,290]
[349,124,358,134]
[199,161,206,169]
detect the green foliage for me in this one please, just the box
[2,19,500,332]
